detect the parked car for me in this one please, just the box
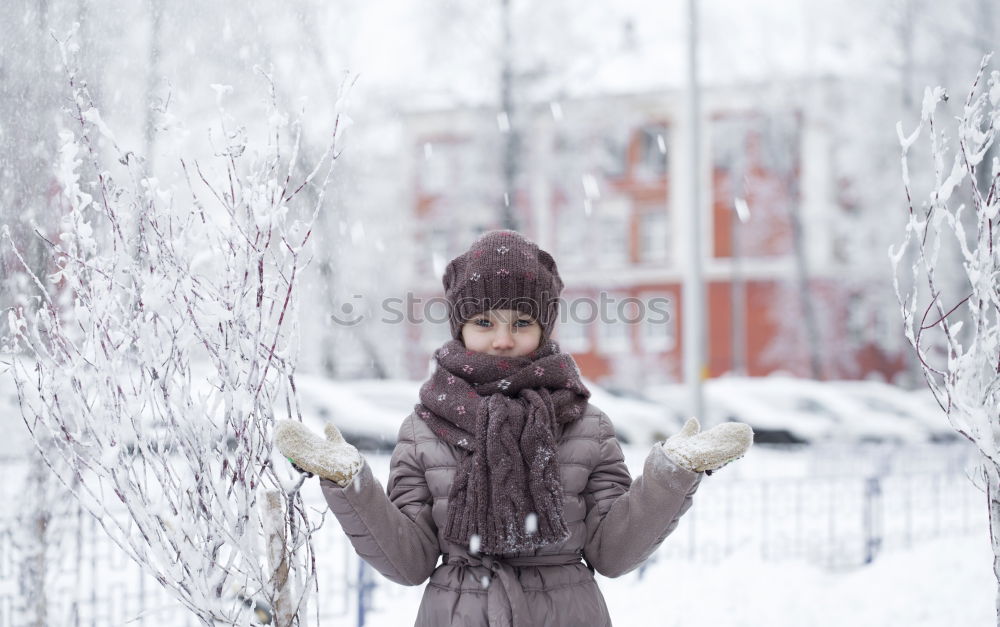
[647,376,944,445]
[827,380,957,442]
[293,374,684,450]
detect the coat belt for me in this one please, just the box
[442,553,584,627]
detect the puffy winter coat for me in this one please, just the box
[321,403,701,626]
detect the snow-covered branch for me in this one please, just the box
[2,31,346,626]
[893,54,1000,624]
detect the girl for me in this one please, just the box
[276,230,752,626]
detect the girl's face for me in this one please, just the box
[460,309,542,357]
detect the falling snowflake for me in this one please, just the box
[525,513,538,534]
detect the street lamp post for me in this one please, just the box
[682,0,706,421]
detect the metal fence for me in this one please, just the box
[0,502,375,626]
[650,470,982,570]
[0,455,986,626]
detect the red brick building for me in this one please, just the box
[400,85,906,389]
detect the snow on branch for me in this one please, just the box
[893,54,1000,623]
[893,55,1000,457]
[1,30,348,626]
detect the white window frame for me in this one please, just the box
[597,291,632,354]
[556,205,589,268]
[599,133,629,178]
[635,124,669,180]
[638,207,670,264]
[419,140,464,195]
[595,197,630,268]
[555,313,591,353]
[640,291,675,353]
[420,299,453,352]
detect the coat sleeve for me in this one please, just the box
[582,411,701,578]
[320,414,440,586]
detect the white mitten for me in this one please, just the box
[274,420,363,486]
[659,417,753,473]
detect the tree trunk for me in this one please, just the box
[786,180,823,379]
[17,452,50,627]
[263,490,293,626]
[985,461,1000,625]
[143,0,163,170]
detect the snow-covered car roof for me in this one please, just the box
[647,376,946,444]
[291,374,683,449]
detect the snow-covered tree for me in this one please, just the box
[2,32,345,625]
[893,55,1000,623]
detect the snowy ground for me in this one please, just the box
[0,372,992,625]
[601,535,994,626]
[0,439,989,625]
[354,535,994,626]
[323,445,994,626]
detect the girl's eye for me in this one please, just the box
[474,319,492,328]
[514,319,534,328]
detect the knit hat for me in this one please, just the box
[443,230,563,341]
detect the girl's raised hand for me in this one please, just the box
[274,420,364,486]
[659,417,753,474]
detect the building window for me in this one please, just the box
[846,294,864,345]
[598,133,628,179]
[556,313,591,353]
[421,299,452,352]
[871,305,903,353]
[556,206,589,268]
[598,291,631,353]
[710,112,799,259]
[419,140,465,195]
[595,197,630,267]
[426,227,450,277]
[640,292,675,352]
[638,208,670,263]
[598,319,630,353]
[636,124,668,180]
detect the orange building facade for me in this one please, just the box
[401,88,906,390]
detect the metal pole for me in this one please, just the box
[731,198,748,375]
[499,0,518,230]
[683,0,706,420]
[357,558,367,627]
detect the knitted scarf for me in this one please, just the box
[416,338,590,555]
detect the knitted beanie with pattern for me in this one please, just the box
[443,230,564,341]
